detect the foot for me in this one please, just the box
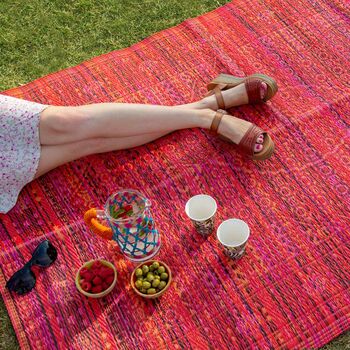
[224,81,268,108]
[201,82,268,110]
[217,114,264,153]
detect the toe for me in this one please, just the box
[260,82,268,100]
[257,134,264,144]
[254,143,263,153]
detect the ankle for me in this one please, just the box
[221,85,248,108]
[197,108,216,129]
[196,95,218,110]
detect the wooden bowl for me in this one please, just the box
[75,259,117,298]
[131,260,172,299]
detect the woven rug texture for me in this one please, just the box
[0,0,349,349]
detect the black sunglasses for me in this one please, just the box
[6,240,57,295]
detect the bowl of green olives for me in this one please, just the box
[131,260,172,299]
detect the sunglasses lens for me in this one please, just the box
[31,240,58,267]
[6,268,36,295]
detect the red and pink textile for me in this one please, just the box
[0,0,349,348]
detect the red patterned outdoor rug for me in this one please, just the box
[1,0,349,349]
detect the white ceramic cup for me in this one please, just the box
[185,195,217,236]
[217,219,250,259]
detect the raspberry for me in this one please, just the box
[81,280,92,292]
[91,267,102,277]
[82,271,94,282]
[106,268,114,276]
[92,275,103,285]
[102,282,110,290]
[91,285,103,294]
[92,261,103,269]
[99,268,110,279]
[79,267,90,277]
[100,266,114,278]
[105,275,114,285]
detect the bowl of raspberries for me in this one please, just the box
[75,259,117,298]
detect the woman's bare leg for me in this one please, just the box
[36,111,265,178]
[35,132,168,177]
[36,82,268,177]
[39,105,214,145]
[38,82,267,146]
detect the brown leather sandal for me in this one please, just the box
[210,112,275,160]
[206,73,278,109]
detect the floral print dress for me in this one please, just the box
[0,94,48,214]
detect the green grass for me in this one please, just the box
[0,1,349,349]
[0,0,229,91]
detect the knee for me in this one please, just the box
[41,106,91,136]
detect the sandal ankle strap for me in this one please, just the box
[213,86,226,110]
[210,111,224,134]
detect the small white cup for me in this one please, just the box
[185,195,217,236]
[217,219,250,259]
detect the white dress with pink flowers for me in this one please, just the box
[0,94,48,214]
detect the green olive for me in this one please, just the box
[135,268,143,277]
[158,281,167,290]
[157,266,166,274]
[142,265,149,275]
[135,280,143,289]
[149,265,155,272]
[154,275,160,280]
[153,270,159,276]
[152,279,160,288]
[160,272,168,281]
[146,272,155,282]
[147,288,157,295]
[140,288,147,293]
[152,261,160,270]
[142,281,151,289]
